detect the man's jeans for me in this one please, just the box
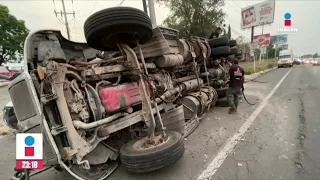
[227,87,241,110]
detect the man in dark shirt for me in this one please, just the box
[227,59,245,114]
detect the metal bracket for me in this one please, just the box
[41,94,57,104]
[118,44,157,139]
[187,41,202,94]
[196,38,210,86]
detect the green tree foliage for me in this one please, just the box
[267,43,281,59]
[0,5,29,65]
[157,0,226,38]
[313,53,319,58]
[236,36,249,60]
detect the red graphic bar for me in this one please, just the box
[25,147,34,156]
[284,20,291,26]
[16,160,43,169]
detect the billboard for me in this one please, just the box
[279,44,288,50]
[241,0,275,29]
[276,34,288,45]
[270,36,277,44]
[253,33,270,45]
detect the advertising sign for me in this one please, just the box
[270,36,277,44]
[279,44,288,50]
[253,33,271,46]
[241,0,275,29]
[276,34,288,45]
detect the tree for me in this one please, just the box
[313,53,319,58]
[0,5,29,65]
[236,35,250,61]
[158,0,226,38]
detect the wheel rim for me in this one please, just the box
[132,134,170,151]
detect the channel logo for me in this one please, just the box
[16,133,44,169]
[284,13,291,26]
[24,136,35,156]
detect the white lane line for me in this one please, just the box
[197,68,292,180]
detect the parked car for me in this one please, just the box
[0,66,15,80]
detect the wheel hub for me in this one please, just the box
[133,133,170,150]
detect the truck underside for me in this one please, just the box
[8,7,241,180]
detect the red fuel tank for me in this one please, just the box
[99,82,150,113]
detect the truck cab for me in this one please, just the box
[278,50,293,68]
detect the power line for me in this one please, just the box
[69,0,99,22]
[117,0,125,6]
[231,0,242,9]
[242,0,249,6]
[226,2,240,13]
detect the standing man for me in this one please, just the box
[227,59,245,114]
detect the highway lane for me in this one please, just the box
[213,64,320,180]
[0,66,296,179]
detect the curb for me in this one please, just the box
[244,67,278,82]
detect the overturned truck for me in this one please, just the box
[9,7,240,180]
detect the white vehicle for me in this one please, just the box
[278,50,293,68]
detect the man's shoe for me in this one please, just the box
[228,108,236,114]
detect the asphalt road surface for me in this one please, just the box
[0,64,319,180]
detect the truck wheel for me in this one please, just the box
[84,7,153,51]
[211,46,230,57]
[216,97,229,107]
[208,37,229,48]
[229,47,238,55]
[120,131,184,173]
[229,40,237,47]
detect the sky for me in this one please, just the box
[1,0,319,56]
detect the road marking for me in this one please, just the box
[197,68,292,180]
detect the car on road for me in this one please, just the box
[293,58,302,65]
[312,58,320,66]
[301,54,314,64]
[278,58,293,68]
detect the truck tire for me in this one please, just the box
[208,37,229,48]
[84,7,153,51]
[216,97,229,107]
[229,47,238,55]
[229,40,237,47]
[211,46,230,57]
[215,87,228,98]
[120,131,184,173]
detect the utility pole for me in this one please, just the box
[148,0,157,27]
[54,0,75,40]
[142,0,148,14]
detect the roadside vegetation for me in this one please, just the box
[241,58,277,75]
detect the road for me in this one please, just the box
[0,64,319,180]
